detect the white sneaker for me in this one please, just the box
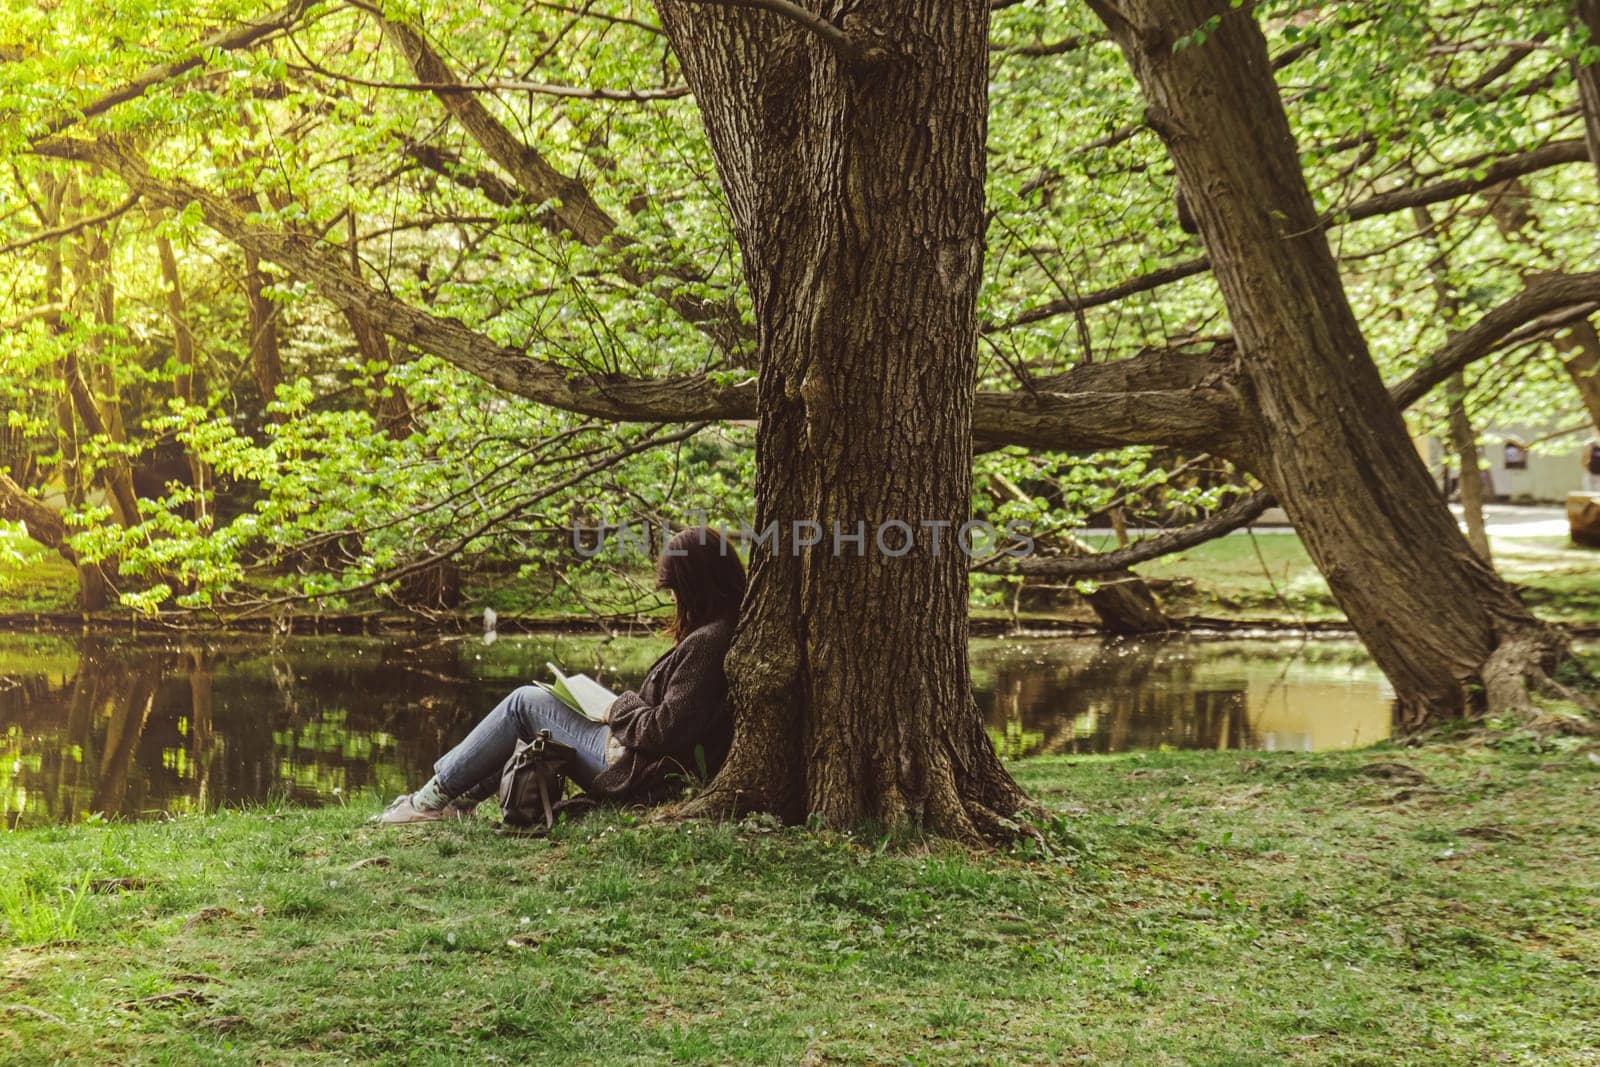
[372,794,449,825]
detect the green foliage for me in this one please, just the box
[0,0,1594,618]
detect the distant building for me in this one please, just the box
[1424,416,1595,504]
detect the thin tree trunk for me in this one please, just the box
[63,183,141,531]
[36,175,109,608]
[244,250,283,411]
[1446,371,1493,563]
[156,231,210,528]
[655,0,1029,839]
[63,353,141,528]
[1412,204,1492,564]
[343,212,415,436]
[1091,0,1569,729]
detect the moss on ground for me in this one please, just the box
[3,743,1598,1064]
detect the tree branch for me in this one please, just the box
[1392,272,1600,409]
[284,65,690,101]
[675,0,877,65]
[978,489,1273,577]
[30,0,314,141]
[38,136,1589,476]
[0,193,140,256]
[378,17,751,356]
[35,135,753,423]
[974,342,1246,454]
[994,138,1593,332]
[0,473,76,563]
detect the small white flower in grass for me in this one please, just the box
[446,931,457,945]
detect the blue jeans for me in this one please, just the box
[434,685,612,800]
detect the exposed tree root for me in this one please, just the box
[666,729,1039,849]
[1479,627,1600,737]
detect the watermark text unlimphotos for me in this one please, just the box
[572,515,1036,560]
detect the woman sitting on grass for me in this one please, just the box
[376,526,745,824]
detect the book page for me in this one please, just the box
[537,662,617,722]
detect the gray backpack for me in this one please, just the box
[498,730,575,830]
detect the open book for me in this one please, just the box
[534,662,618,723]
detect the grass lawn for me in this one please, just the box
[3,743,1598,1064]
[1128,532,1600,626]
[0,525,77,616]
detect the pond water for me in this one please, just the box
[1,631,1397,829]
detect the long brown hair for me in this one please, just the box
[655,526,746,642]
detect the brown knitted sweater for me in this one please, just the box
[590,617,735,804]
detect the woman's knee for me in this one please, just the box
[506,685,558,730]
[509,684,546,707]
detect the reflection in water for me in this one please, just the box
[3,633,1396,828]
[1,633,668,830]
[973,637,1394,758]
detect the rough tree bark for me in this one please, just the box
[1090,0,1573,729]
[651,0,1031,838]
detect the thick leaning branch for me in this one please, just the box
[0,473,77,562]
[33,140,1588,470]
[1393,271,1600,408]
[34,136,751,423]
[974,342,1246,454]
[30,137,1251,455]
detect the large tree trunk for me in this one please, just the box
[1091,0,1569,729]
[653,0,1028,838]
